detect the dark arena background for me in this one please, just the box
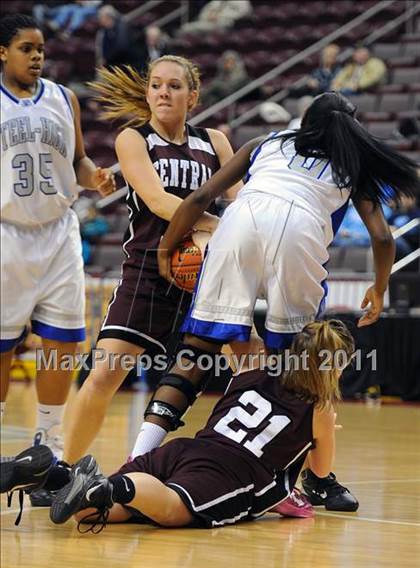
[1,1,419,567]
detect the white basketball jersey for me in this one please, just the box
[242,131,351,237]
[1,78,77,226]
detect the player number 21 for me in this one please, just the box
[213,390,291,457]
[12,153,57,196]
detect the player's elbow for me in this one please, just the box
[371,232,395,248]
[148,196,170,219]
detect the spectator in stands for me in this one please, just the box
[288,96,314,130]
[95,5,139,69]
[388,195,420,257]
[333,203,392,247]
[138,25,170,73]
[333,200,417,262]
[287,44,341,99]
[307,44,341,95]
[178,0,251,35]
[332,46,386,94]
[203,50,248,106]
[33,1,101,39]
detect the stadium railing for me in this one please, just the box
[97,0,418,207]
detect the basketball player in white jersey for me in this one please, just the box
[0,14,115,504]
[154,91,419,511]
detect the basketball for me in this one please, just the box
[171,236,203,292]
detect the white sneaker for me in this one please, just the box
[33,425,64,461]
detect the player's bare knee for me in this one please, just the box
[83,367,124,398]
[157,500,192,527]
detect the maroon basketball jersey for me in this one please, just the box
[122,123,220,274]
[196,369,314,473]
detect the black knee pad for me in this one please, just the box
[157,373,197,405]
[144,400,186,431]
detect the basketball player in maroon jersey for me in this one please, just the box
[0,320,354,529]
[62,57,242,468]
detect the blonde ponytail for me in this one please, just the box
[88,55,201,129]
[282,320,355,408]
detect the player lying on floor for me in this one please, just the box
[2,320,354,531]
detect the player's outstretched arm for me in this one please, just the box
[158,137,262,280]
[308,404,336,478]
[354,199,395,327]
[67,88,115,195]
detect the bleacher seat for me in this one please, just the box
[234,125,272,147]
[392,68,420,85]
[368,121,398,139]
[403,42,420,57]
[347,94,378,113]
[372,43,403,59]
[378,93,413,113]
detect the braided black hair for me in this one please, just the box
[0,14,39,47]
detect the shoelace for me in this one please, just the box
[77,507,110,534]
[7,489,25,526]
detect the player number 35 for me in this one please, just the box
[12,152,57,196]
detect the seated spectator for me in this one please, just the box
[332,47,387,94]
[388,195,420,256]
[307,44,341,95]
[96,5,140,69]
[333,201,414,262]
[288,96,314,130]
[33,1,101,39]
[178,0,251,35]
[287,44,341,99]
[202,50,248,106]
[138,26,170,73]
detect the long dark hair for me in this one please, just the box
[280,92,420,204]
[0,14,39,47]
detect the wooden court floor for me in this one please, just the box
[1,383,420,568]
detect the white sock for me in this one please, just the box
[36,403,65,433]
[0,401,5,423]
[130,422,168,458]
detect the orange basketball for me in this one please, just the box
[171,237,202,293]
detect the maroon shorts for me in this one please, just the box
[114,438,290,528]
[98,262,191,355]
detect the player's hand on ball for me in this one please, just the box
[191,230,211,257]
[93,167,116,197]
[358,285,384,327]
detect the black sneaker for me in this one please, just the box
[0,445,54,525]
[301,469,359,512]
[50,455,114,533]
[30,461,72,507]
[0,445,53,494]
[30,487,57,507]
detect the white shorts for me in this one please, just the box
[0,209,86,352]
[181,192,329,349]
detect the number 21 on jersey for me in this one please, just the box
[213,390,291,457]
